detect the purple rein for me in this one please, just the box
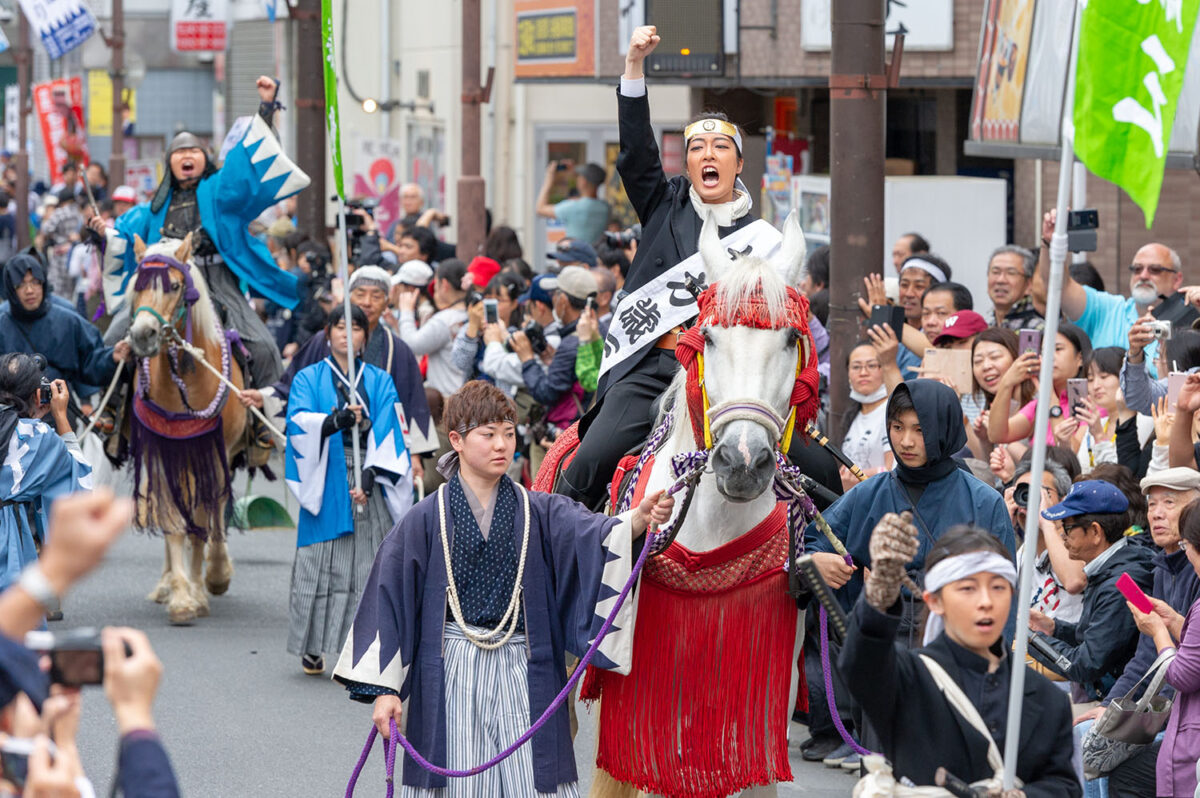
[134,255,201,344]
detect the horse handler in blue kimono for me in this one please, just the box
[332,380,675,797]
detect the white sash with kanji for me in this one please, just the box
[598,219,782,379]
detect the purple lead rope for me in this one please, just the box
[346,483,683,787]
[819,605,873,757]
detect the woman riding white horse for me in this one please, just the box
[585,211,821,798]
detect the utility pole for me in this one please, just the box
[828,0,887,443]
[292,0,326,239]
[456,0,485,261]
[14,12,30,249]
[108,0,125,190]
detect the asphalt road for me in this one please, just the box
[64,467,854,797]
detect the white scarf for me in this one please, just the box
[850,385,888,405]
[689,180,753,227]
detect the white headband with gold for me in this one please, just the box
[684,118,743,153]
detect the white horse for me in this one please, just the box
[590,211,813,798]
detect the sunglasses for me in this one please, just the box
[1128,263,1178,276]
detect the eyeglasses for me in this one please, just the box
[1061,523,1086,540]
[1128,263,1179,276]
[849,362,882,373]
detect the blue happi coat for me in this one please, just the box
[331,478,639,793]
[0,419,93,590]
[284,359,412,547]
[102,114,310,312]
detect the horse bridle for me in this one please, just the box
[132,254,201,341]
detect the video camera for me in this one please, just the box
[336,196,378,263]
[31,354,51,405]
[604,223,642,249]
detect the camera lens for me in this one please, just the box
[1013,482,1030,509]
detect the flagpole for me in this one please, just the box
[336,198,363,507]
[1002,3,1082,789]
[322,0,362,508]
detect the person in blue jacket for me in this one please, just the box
[805,379,1015,647]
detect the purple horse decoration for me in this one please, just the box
[125,234,250,624]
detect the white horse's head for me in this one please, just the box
[692,210,810,502]
[128,234,219,358]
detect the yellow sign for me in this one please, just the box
[87,70,137,138]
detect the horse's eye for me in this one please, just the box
[786,328,801,347]
[701,327,714,346]
[170,282,181,292]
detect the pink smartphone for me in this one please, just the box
[1117,572,1154,614]
[1168,372,1187,413]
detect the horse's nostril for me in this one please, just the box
[752,448,773,471]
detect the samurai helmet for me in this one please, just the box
[151,131,217,214]
[169,131,208,154]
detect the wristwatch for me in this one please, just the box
[18,562,58,608]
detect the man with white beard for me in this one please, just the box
[1032,209,1196,374]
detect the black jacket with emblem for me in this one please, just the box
[597,88,756,398]
[840,598,1080,797]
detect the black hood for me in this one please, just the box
[2,253,50,322]
[887,379,967,485]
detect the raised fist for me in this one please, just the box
[627,25,661,62]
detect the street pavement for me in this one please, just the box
[65,468,855,796]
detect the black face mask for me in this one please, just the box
[2,255,50,322]
[886,379,966,485]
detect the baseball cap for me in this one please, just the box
[576,162,607,186]
[549,240,598,268]
[111,185,138,204]
[518,273,558,306]
[391,259,434,288]
[556,266,598,301]
[933,310,988,346]
[1140,468,1200,494]
[467,256,502,288]
[1042,479,1131,521]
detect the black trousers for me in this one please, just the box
[1108,739,1160,798]
[559,350,679,510]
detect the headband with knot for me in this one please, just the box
[684,118,744,153]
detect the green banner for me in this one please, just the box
[1074,0,1200,226]
[321,0,344,199]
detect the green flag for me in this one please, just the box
[321,0,344,199]
[1073,0,1200,226]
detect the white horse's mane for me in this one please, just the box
[654,250,792,442]
[139,238,221,340]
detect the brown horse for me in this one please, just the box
[126,234,249,624]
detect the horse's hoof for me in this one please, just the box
[168,606,197,625]
[147,584,170,604]
[206,577,231,596]
[196,602,210,618]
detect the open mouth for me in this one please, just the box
[179,160,197,177]
[701,165,720,187]
[974,618,996,632]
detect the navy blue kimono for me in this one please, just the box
[805,381,1015,616]
[331,477,638,793]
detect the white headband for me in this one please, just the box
[902,257,947,285]
[921,551,1017,646]
[348,266,392,292]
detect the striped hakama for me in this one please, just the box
[287,447,394,658]
[400,622,578,798]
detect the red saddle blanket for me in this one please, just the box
[582,502,799,798]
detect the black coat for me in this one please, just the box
[840,599,1080,797]
[598,88,756,397]
[1030,538,1155,700]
